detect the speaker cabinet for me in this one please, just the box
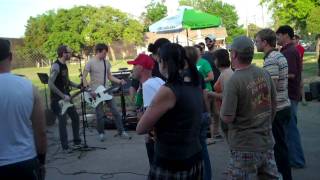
[310,81,320,99]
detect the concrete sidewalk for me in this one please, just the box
[46,101,320,180]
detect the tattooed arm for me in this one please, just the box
[69,79,80,89]
[48,63,65,99]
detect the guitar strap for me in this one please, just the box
[103,59,106,87]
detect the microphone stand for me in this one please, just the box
[71,50,106,159]
[118,68,130,130]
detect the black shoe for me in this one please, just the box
[62,148,72,154]
[214,134,223,139]
[73,139,81,145]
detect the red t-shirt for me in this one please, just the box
[296,44,305,67]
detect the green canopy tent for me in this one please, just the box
[149,7,222,45]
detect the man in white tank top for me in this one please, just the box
[0,39,47,179]
[127,53,165,166]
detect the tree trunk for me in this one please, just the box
[317,36,320,76]
[316,37,320,59]
[108,45,116,62]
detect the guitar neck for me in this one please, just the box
[70,90,83,100]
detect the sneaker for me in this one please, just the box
[291,165,305,169]
[206,138,216,145]
[72,143,82,149]
[213,134,223,139]
[62,148,73,154]
[119,132,131,139]
[301,101,308,106]
[99,134,105,142]
[73,140,82,146]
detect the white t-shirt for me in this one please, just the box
[142,77,165,108]
[0,73,36,166]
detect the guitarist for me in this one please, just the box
[82,43,130,141]
[48,45,82,151]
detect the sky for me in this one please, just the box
[0,0,272,38]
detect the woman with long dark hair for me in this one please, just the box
[185,46,212,180]
[137,43,203,179]
[148,38,170,80]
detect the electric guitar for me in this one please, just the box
[84,85,118,108]
[58,90,83,115]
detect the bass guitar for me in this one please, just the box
[58,90,83,115]
[84,85,118,108]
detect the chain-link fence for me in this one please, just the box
[14,47,50,69]
[7,38,140,69]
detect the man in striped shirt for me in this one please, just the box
[255,29,292,180]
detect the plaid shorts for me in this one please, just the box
[225,150,282,180]
[148,160,203,180]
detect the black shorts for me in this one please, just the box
[0,158,41,180]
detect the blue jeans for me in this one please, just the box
[273,107,292,180]
[285,100,306,168]
[51,100,81,149]
[95,99,125,134]
[200,112,212,180]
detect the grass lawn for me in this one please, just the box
[12,60,131,88]
[12,53,319,92]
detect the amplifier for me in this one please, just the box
[309,81,320,99]
[111,69,133,93]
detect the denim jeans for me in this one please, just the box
[95,99,125,134]
[146,139,155,166]
[285,100,306,168]
[273,107,292,180]
[51,100,81,149]
[200,112,212,180]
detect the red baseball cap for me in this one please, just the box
[127,53,154,70]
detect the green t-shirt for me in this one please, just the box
[196,58,213,91]
[135,89,143,108]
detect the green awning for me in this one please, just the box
[183,9,222,30]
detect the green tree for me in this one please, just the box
[43,6,97,60]
[83,6,144,60]
[123,19,145,45]
[306,7,320,64]
[23,11,55,64]
[179,0,245,42]
[247,23,262,39]
[261,0,320,33]
[52,6,97,49]
[43,31,83,60]
[23,6,144,61]
[24,11,55,52]
[141,1,167,32]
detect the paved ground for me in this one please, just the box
[46,101,320,180]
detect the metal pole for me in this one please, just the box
[186,29,189,46]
